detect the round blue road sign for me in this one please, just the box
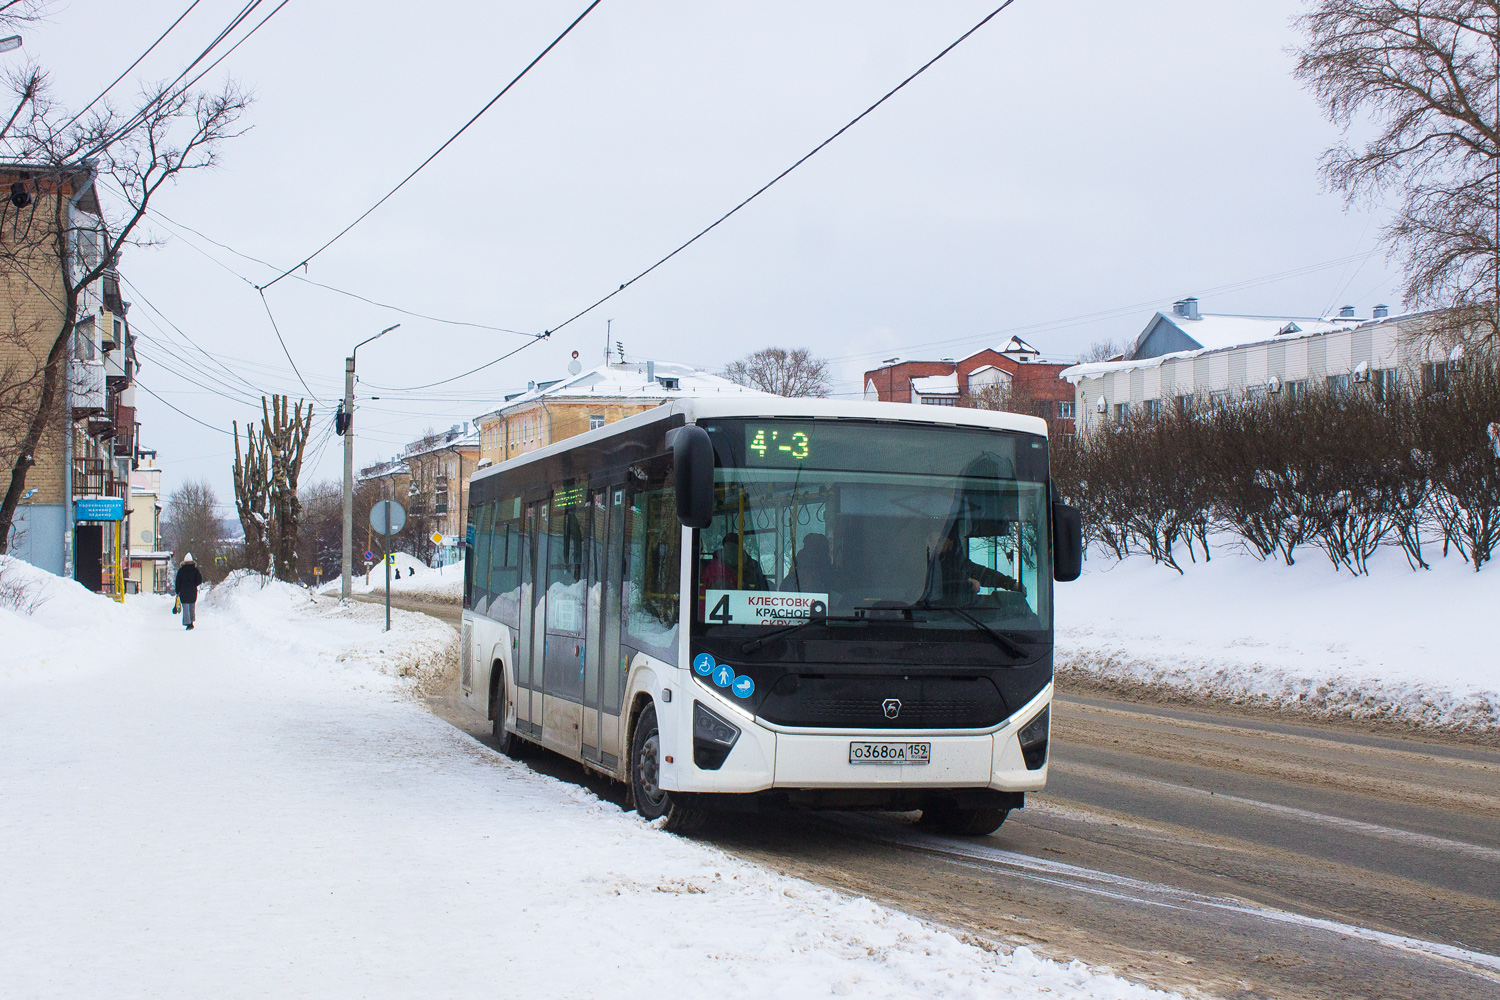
[693,653,716,677]
[731,674,755,698]
[713,664,736,688]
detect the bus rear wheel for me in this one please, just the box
[630,703,706,834]
[919,805,1010,837]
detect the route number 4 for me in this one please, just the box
[709,594,731,624]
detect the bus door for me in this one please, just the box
[599,483,627,769]
[583,481,626,768]
[516,498,548,735]
[541,485,587,755]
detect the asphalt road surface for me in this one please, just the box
[380,593,1500,999]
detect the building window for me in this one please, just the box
[1284,380,1307,399]
[920,397,956,406]
[1372,368,1397,402]
[1113,402,1129,422]
[1421,361,1448,396]
[1056,400,1076,419]
[1325,374,1349,395]
[1141,399,1160,418]
[589,413,605,430]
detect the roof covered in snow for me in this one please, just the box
[909,373,960,395]
[475,360,772,421]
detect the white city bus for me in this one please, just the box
[460,397,1082,834]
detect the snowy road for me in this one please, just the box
[391,592,1500,999]
[0,568,1167,1000]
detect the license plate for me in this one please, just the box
[849,741,930,765]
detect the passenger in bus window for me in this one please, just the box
[702,532,768,591]
[781,532,833,594]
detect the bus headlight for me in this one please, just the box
[1018,706,1049,770]
[693,701,741,771]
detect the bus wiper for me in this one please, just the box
[914,603,1029,659]
[739,612,865,654]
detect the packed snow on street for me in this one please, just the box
[1056,542,1500,732]
[0,557,1172,1000]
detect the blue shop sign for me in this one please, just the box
[75,496,125,521]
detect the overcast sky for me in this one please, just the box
[23,0,1401,507]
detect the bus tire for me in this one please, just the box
[491,673,525,759]
[630,702,706,833]
[919,805,1010,837]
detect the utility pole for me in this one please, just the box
[339,324,400,600]
[341,356,355,599]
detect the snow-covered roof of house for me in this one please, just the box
[402,426,479,460]
[1142,312,1361,354]
[909,373,959,396]
[999,335,1040,356]
[476,360,772,421]
[1060,311,1421,383]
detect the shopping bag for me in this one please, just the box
[172,596,181,614]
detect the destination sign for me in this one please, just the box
[705,589,827,626]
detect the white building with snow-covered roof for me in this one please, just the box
[1062,299,1456,434]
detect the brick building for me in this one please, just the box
[862,336,1076,434]
[473,360,768,467]
[0,161,147,592]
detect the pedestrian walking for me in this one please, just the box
[174,554,203,631]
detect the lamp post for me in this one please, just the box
[341,324,399,600]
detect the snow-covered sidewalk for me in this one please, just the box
[0,561,1168,999]
[1057,545,1500,732]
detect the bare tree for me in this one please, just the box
[1295,2,1500,332]
[263,395,313,582]
[233,415,271,574]
[723,347,831,397]
[0,69,250,554]
[1082,338,1125,363]
[161,480,224,580]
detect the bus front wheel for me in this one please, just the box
[491,673,525,759]
[630,702,706,834]
[919,805,1010,837]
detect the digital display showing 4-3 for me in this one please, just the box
[747,425,810,462]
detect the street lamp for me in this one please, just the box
[0,37,23,54]
[340,323,400,600]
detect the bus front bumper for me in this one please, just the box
[660,683,1051,798]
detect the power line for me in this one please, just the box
[81,0,267,159]
[140,201,533,334]
[260,0,603,289]
[538,0,1023,342]
[61,0,204,132]
[134,377,234,436]
[258,287,326,403]
[373,0,1023,393]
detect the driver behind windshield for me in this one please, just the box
[923,527,1025,604]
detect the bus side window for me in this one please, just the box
[489,496,523,626]
[623,467,679,664]
[471,501,494,611]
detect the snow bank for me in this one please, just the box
[0,555,132,684]
[1057,544,1500,732]
[317,553,463,602]
[0,560,1174,1000]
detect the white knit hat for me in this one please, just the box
[183,552,194,563]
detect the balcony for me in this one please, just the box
[107,478,128,500]
[70,359,106,416]
[73,457,107,496]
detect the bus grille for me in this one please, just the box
[756,675,1005,730]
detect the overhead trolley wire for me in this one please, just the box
[376,0,1025,394]
[60,0,204,132]
[259,0,604,290]
[140,201,533,335]
[134,377,235,436]
[80,0,270,159]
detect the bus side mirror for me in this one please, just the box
[673,424,714,529]
[1052,502,1082,582]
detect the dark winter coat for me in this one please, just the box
[174,563,203,603]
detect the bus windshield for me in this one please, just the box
[695,419,1051,633]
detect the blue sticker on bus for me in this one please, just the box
[712,664,736,689]
[693,653,716,677]
[731,675,755,699]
